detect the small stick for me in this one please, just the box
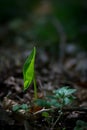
[33,107,87,115]
[33,107,51,115]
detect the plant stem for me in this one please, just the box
[33,72,37,99]
[51,99,64,130]
[51,110,62,130]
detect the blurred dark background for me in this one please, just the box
[0,0,87,52]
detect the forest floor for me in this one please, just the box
[0,44,87,130]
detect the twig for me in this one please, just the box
[51,111,62,130]
[33,107,51,115]
[33,107,87,115]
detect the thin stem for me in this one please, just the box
[33,71,37,99]
[51,110,62,130]
[51,99,64,130]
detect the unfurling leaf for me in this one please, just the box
[23,47,36,90]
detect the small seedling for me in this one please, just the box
[35,86,76,129]
[23,47,37,99]
[22,46,77,129]
[35,86,76,109]
[23,47,76,110]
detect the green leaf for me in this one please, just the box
[42,112,49,118]
[35,99,51,108]
[12,104,29,112]
[53,87,76,97]
[12,104,20,111]
[49,99,62,108]
[20,104,28,110]
[23,47,36,90]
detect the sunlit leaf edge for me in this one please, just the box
[23,47,36,91]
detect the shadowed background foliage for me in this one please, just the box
[0,0,87,50]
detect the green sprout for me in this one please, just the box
[23,47,37,99]
[22,47,77,129]
[35,87,76,129]
[35,86,76,109]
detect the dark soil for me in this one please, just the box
[0,44,87,130]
